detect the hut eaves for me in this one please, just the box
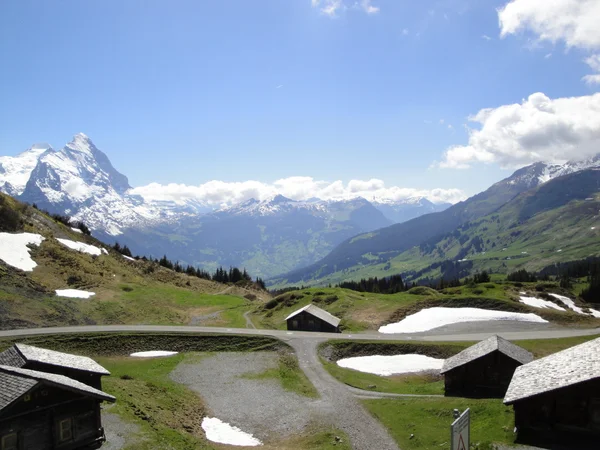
[0,344,110,376]
[441,335,533,374]
[285,304,341,327]
[0,364,115,410]
[504,337,600,405]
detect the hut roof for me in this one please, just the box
[286,304,341,327]
[0,365,115,412]
[441,335,533,374]
[0,344,110,376]
[504,337,600,405]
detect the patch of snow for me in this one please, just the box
[548,294,586,315]
[519,296,566,312]
[70,227,83,234]
[56,238,102,256]
[101,248,108,255]
[55,289,95,299]
[130,351,178,358]
[588,309,600,318]
[337,354,444,376]
[521,251,528,254]
[201,417,262,447]
[592,227,596,230]
[0,232,45,271]
[378,307,548,334]
[122,255,135,261]
[556,249,562,253]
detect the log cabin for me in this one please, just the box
[0,365,115,450]
[286,304,341,333]
[504,337,600,448]
[0,344,110,390]
[441,335,533,398]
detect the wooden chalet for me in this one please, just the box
[0,364,115,450]
[0,344,110,390]
[504,337,600,447]
[286,304,341,333]
[441,335,533,398]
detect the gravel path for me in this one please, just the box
[170,352,322,442]
[288,338,400,450]
[101,405,143,449]
[243,310,256,329]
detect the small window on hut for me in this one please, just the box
[292,320,298,328]
[59,418,73,442]
[1,433,18,450]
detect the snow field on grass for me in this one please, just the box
[519,296,566,311]
[378,307,548,334]
[201,417,262,447]
[70,227,82,234]
[337,354,444,376]
[130,351,178,358]
[122,255,135,261]
[56,238,102,256]
[549,293,588,315]
[55,289,95,299]
[0,232,45,271]
[101,248,108,255]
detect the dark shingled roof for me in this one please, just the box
[0,371,37,411]
[441,335,533,374]
[504,337,600,405]
[0,365,115,410]
[0,346,26,367]
[286,304,341,327]
[0,344,111,375]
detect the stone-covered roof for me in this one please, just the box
[504,337,600,405]
[285,304,341,327]
[441,335,533,374]
[0,365,115,410]
[0,344,111,375]
[0,371,37,411]
[0,346,26,367]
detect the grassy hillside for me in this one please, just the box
[268,163,549,287]
[0,193,269,329]
[251,283,600,332]
[270,169,600,288]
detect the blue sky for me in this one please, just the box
[1,0,599,203]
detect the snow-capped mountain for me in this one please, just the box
[0,143,52,197]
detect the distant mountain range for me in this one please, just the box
[0,133,450,277]
[270,157,600,287]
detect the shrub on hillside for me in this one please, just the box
[407,286,438,296]
[0,197,22,232]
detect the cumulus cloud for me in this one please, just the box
[498,0,600,84]
[130,177,466,206]
[437,92,600,169]
[498,0,600,49]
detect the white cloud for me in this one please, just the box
[402,28,409,36]
[498,0,600,50]
[312,0,343,17]
[357,0,379,14]
[583,54,600,85]
[544,53,552,59]
[130,177,466,206]
[482,34,492,41]
[498,0,600,85]
[437,92,600,169]
[311,0,379,17]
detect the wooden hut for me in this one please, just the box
[441,335,533,398]
[504,337,600,447]
[286,304,341,333]
[0,364,115,450]
[0,344,110,390]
